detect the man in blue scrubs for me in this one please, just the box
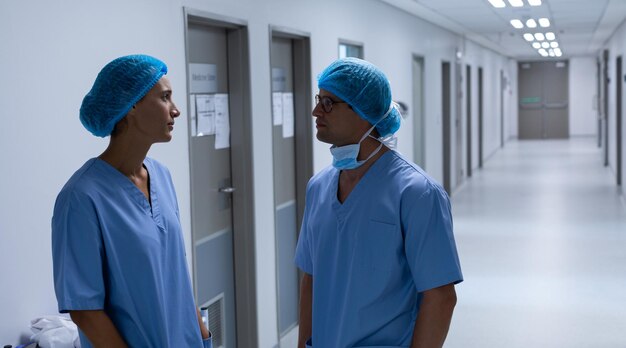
[52,55,211,347]
[295,58,463,348]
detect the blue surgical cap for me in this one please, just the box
[80,54,168,137]
[318,57,401,137]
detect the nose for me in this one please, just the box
[171,101,180,118]
[312,101,323,118]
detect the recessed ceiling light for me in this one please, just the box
[532,42,541,49]
[534,33,545,41]
[542,42,550,48]
[546,32,556,40]
[538,48,548,56]
[510,19,524,29]
[524,33,535,41]
[488,0,506,8]
[538,18,550,27]
[526,19,537,28]
[550,42,559,48]
[528,0,542,6]
[508,0,524,7]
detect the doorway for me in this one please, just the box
[413,55,425,168]
[518,61,569,139]
[478,67,484,168]
[466,65,472,177]
[616,55,622,186]
[270,26,313,346]
[501,69,505,147]
[184,8,256,348]
[455,61,464,187]
[604,50,610,166]
[442,61,451,194]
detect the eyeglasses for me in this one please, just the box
[315,94,348,113]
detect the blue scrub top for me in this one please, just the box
[295,150,463,348]
[52,158,203,347]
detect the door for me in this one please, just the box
[518,61,569,139]
[466,65,472,177]
[413,56,425,168]
[616,56,622,186]
[442,62,451,194]
[270,28,313,346]
[501,70,505,147]
[185,9,257,348]
[455,62,463,187]
[597,59,602,147]
[604,50,610,166]
[543,62,569,138]
[478,67,484,168]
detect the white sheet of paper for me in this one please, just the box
[282,92,294,138]
[189,94,197,136]
[272,92,283,126]
[196,94,216,136]
[214,93,230,149]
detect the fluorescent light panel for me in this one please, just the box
[488,0,506,8]
[511,19,524,29]
[550,41,559,48]
[508,0,524,7]
[546,32,556,40]
[532,42,541,49]
[524,33,535,41]
[538,48,548,56]
[541,42,550,48]
[526,19,537,28]
[534,33,545,41]
[528,0,542,6]
[539,18,550,27]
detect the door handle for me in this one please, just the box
[218,187,236,193]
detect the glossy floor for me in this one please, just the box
[446,138,626,348]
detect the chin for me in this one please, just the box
[316,132,330,143]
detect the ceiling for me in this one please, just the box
[381,0,626,59]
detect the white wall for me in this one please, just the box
[0,0,513,345]
[603,19,626,191]
[570,57,599,136]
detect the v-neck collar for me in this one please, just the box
[331,150,395,211]
[94,157,164,228]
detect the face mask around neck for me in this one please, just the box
[329,103,395,170]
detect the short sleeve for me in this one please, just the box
[51,190,106,312]
[294,185,314,275]
[402,186,463,292]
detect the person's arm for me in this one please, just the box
[297,273,313,348]
[410,284,457,348]
[196,307,211,339]
[69,310,127,347]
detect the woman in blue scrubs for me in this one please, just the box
[52,55,211,347]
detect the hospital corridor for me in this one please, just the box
[1,0,626,347]
[446,139,626,347]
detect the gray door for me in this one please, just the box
[616,56,622,186]
[501,70,505,147]
[466,65,472,177]
[518,61,569,139]
[185,9,257,348]
[442,61,451,194]
[604,50,610,166]
[455,62,463,187]
[413,56,425,168]
[270,28,313,345]
[478,67,484,168]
